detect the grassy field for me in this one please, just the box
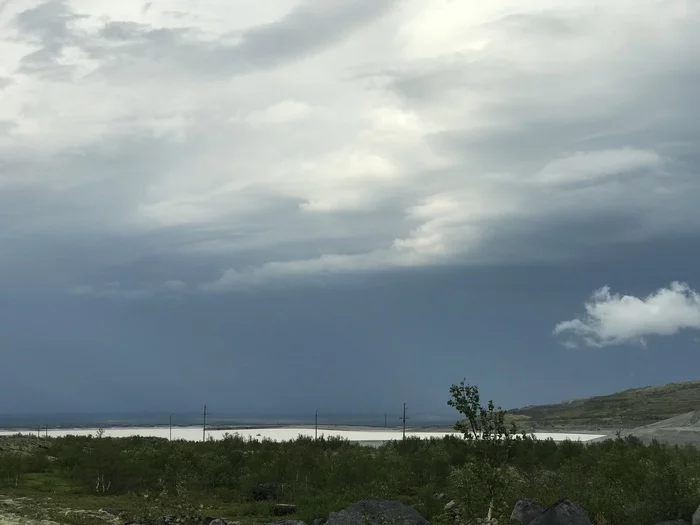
[2,431,700,525]
[509,380,700,430]
[4,379,700,525]
[0,473,286,525]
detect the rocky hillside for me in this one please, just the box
[509,380,700,430]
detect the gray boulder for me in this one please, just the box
[209,520,229,525]
[444,501,456,512]
[529,500,592,525]
[325,500,429,525]
[511,500,546,525]
[694,505,700,525]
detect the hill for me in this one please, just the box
[509,380,700,430]
[623,410,700,446]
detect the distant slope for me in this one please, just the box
[509,380,700,430]
[627,411,700,446]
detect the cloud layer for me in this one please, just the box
[554,282,700,347]
[0,0,699,295]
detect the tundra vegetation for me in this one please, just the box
[1,382,699,525]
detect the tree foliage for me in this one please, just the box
[447,380,523,521]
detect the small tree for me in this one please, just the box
[447,380,521,522]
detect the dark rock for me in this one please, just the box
[273,504,297,517]
[202,518,216,525]
[529,500,592,525]
[251,482,280,501]
[325,500,428,525]
[511,500,546,525]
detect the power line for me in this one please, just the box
[315,408,319,441]
[399,403,409,440]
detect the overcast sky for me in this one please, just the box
[1,0,699,417]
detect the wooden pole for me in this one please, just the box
[403,403,406,439]
[399,403,409,440]
[203,405,207,442]
[315,408,319,440]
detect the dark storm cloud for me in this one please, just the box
[12,0,86,74]
[11,0,399,78]
[1,0,700,415]
[219,0,400,70]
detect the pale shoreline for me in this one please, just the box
[0,426,608,443]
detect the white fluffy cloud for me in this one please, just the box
[554,282,700,347]
[0,0,698,294]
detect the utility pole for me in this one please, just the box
[169,413,173,442]
[202,405,207,443]
[399,403,409,440]
[384,413,387,428]
[315,408,319,441]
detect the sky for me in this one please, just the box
[1,0,700,418]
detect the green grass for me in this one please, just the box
[5,379,700,525]
[509,379,700,430]
[3,433,700,525]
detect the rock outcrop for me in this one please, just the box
[528,500,592,525]
[511,500,546,525]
